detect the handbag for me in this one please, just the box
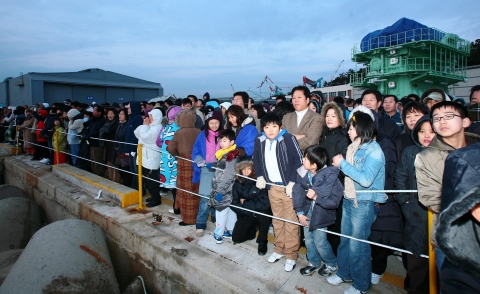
[115,154,130,168]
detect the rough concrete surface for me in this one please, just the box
[0,197,42,251]
[0,219,120,294]
[0,249,23,286]
[2,155,408,294]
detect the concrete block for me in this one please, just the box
[0,198,42,251]
[0,185,29,201]
[0,219,120,294]
[0,144,22,156]
[0,249,23,286]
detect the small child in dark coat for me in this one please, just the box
[231,161,272,256]
[292,145,344,277]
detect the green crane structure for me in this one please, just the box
[350,18,470,97]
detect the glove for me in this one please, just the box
[205,163,213,169]
[226,149,239,162]
[196,159,206,167]
[215,193,223,202]
[285,182,295,198]
[256,176,266,189]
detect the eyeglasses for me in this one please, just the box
[431,114,462,123]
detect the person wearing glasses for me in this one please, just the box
[415,101,480,278]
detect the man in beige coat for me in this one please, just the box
[281,86,324,152]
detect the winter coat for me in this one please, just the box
[338,140,388,203]
[159,121,180,188]
[52,125,67,152]
[125,101,143,154]
[35,121,47,143]
[192,130,219,184]
[100,118,119,163]
[209,154,239,211]
[231,178,271,217]
[167,110,201,159]
[252,131,303,189]
[82,115,106,147]
[231,116,258,157]
[67,109,83,145]
[320,126,349,166]
[18,116,35,148]
[377,111,400,140]
[134,109,163,170]
[415,132,480,245]
[394,129,414,161]
[436,143,480,293]
[369,134,404,248]
[292,165,344,231]
[393,115,430,256]
[40,113,58,139]
[113,121,127,163]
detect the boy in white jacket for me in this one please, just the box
[134,109,163,207]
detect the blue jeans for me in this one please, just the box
[337,198,377,293]
[69,144,80,166]
[304,209,337,267]
[196,197,216,230]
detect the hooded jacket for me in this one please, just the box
[82,114,106,147]
[209,151,239,211]
[167,110,201,158]
[252,130,303,189]
[393,115,431,256]
[134,109,163,170]
[436,143,480,293]
[125,101,143,153]
[231,161,271,217]
[415,131,480,246]
[67,109,84,145]
[292,165,344,231]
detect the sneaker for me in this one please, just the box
[223,231,232,239]
[327,274,353,286]
[344,285,369,294]
[318,264,338,277]
[168,208,174,214]
[39,158,48,163]
[267,252,285,263]
[299,263,319,276]
[160,191,168,196]
[196,229,204,237]
[371,273,383,285]
[284,259,296,272]
[213,233,223,244]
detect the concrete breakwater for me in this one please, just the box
[1,153,406,294]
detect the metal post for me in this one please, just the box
[15,125,19,155]
[428,208,438,294]
[54,129,59,165]
[137,144,144,210]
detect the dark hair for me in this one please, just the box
[304,145,328,172]
[401,101,430,125]
[407,93,420,102]
[83,111,94,118]
[275,95,286,102]
[346,98,355,106]
[118,109,129,121]
[361,89,382,102]
[251,104,266,119]
[273,101,294,121]
[260,112,282,129]
[181,98,192,106]
[219,129,236,141]
[187,95,198,102]
[248,97,255,106]
[470,85,480,101]
[233,91,249,105]
[72,101,82,108]
[348,112,377,144]
[430,101,467,119]
[383,94,399,103]
[413,119,433,137]
[94,105,104,116]
[226,105,249,130]
[291,85,310,99]
[354,98,362,107]
[197,99,205,107]
[164,98,174,107]
[106,107,117,116]
[333,96,345,104]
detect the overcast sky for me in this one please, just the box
[1,1,479,98]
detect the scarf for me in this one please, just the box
[344,138,362,207]
[206,130,219,162]
[215,144,237,161]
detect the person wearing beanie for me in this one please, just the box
[203,92,210,101]
[192,110,224,236]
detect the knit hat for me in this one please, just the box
[205,110,222,124]
[206,100,219,108]
[167,106,182,121]
[220,102,232,111]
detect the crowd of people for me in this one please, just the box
[1,85,479,294]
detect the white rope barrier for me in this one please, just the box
[17,133,427,258]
